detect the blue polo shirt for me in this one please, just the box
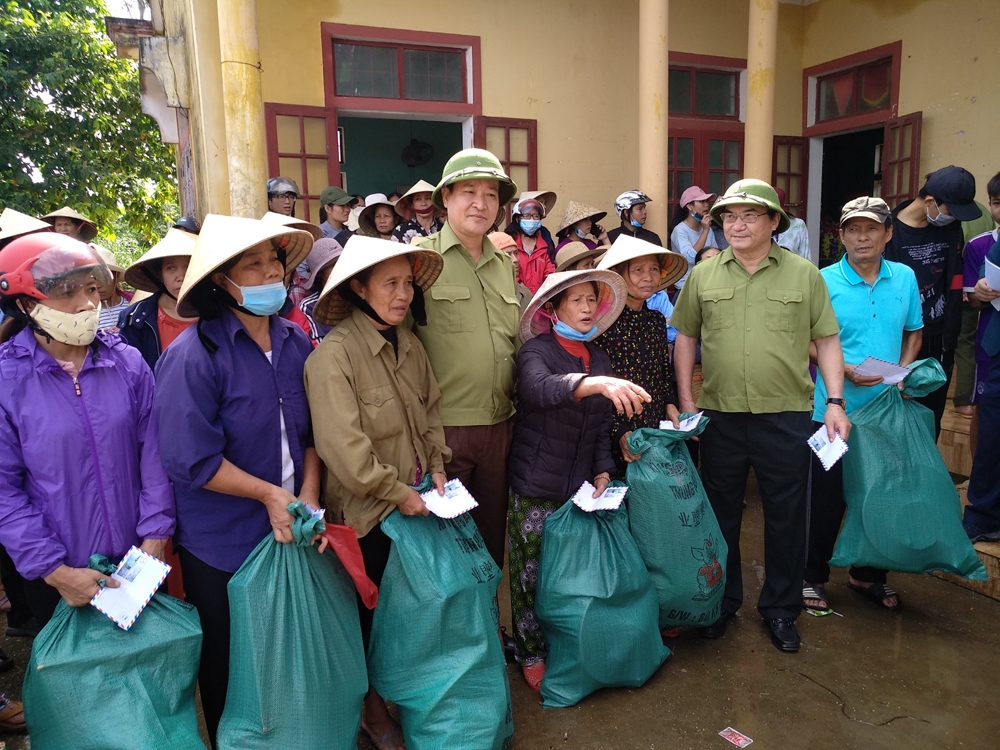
[813,255,923,421]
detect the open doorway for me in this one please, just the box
[338,116,463,197]
[817,127,883,266]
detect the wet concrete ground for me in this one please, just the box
[3,472,998,749]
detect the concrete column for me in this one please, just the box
[744,0,779,181]
[638,0,669,240]
[217,0,267,218]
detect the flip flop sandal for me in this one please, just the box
[522,661,546,693]
[802,584,830,611]
[361,724,406,750]
[0,698,26,732]
[847,581,902,610]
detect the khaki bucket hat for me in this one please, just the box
[176,214,314,318]
[0,208,51,247]
[42,206,98,242]
[395,180,437,215]
[260,211,323,242]
[555,241,606,272]
[124,228,199,292]
[556,201,607,235]
[518,269,628,343]
[597,234,687,291]
[709,178,790,234]
[518,190,558,217]
[313,235,444,327]
[358,194,402,236]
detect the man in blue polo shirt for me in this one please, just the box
[803,197,923,613]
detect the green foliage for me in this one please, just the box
[0,0,177,242]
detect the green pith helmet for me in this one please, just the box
[709,178,790,234]
[431,148,518,211]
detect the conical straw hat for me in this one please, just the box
[0,208,51,246]
[556,201,607,234]
[554,241,606,271]
[518,269,627,343]
[396,180,437,214]
[596,234,687,291]
[260,211,323,242]
[42,206,98,242]
[358,194,402,237]
[176,214,313,318]
[518,190,557,217]
[124,228,199,292]
[313,235,443,326]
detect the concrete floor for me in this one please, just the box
[3,473,999,750]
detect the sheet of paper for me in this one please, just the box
[571,481,628,512]
[719,727,754,747]
[851,356,911,385]
[660,411,705,432]
[421,478,479,519]
[986,259,1000,311]
[807,426,849,472]
[91,546,170,631]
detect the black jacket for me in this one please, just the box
[508,333,617,502]
[504,221,559,263]
[118,293,162,372]
[607,225,663,247]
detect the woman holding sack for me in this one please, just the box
[596,235,688,474]
[506,268,651,692]
[303,234,449,750]
[0,233,176,731]
[153,215,321,749]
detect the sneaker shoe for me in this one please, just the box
[964,524,1000,543]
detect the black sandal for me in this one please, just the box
[802,583,830,611]
[847,581,902,610]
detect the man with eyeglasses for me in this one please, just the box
[671,179,849,653]
[266,176,300,217]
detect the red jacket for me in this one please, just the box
[516,234,556,294]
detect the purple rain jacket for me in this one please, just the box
[0,327,175,580]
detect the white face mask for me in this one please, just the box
[926,200,957,227]
[29,304,100,346]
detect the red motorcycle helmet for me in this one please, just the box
[0,233,110,301]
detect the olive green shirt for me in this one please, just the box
[304,309,451,537]
[671,241,840,413]
[412,222,520,426]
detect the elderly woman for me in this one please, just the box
[391,180,442,244]
[554,240,606,272]
[91,245,132,331]
[119,226,199,370]
[41,206,98,242]
[304,235,448,750]
[507,269,649,692]
[153,215,320,749]
[596,235,688,474]
[358,193,401,241]
[503,197,556,293]
[0,233,175,731]
[555,200,608,251]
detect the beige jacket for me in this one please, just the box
[304,308,451,537]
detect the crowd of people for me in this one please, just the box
[0,147,997,749]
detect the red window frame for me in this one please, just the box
[771,136,809,219]
[668,130,745,210]
[802,41,902,137]
[331,40,468,103]
[668,67,741,121]
[815,58,892,125]
[473,116,538,224]
[322,23,482,117]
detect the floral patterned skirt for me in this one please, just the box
[507,492,563,665]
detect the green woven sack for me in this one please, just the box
[830,359,987,580]
[626,420,728,628]
[368,508,513,750]
[24,593,204,750]
[218,503,368,749]
[536,498,670,708]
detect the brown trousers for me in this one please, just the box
[443,418,514,568]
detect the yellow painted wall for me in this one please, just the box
[801,0,1000,198]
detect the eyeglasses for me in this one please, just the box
[721,210,768,225]
[519,212,542,220]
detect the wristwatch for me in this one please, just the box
[826,397,847,409]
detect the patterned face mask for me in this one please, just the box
[29,304,99,346]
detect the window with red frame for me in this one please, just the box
[668,133,743,203]
[668,68,739,119]
[333,41,466,102]
[817,58,892,123]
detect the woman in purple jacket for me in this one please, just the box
[506,269,649,693]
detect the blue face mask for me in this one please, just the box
[553,319,599,342]
[228,278,287,316]
[574,227,588,239]
[926,200,957,227]
[519,219,542,235]
[630,219,643,229]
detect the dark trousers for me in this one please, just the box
[953,304,979,406]
[443,418,514,568]
[700,410,812,621]
[965,352,1000,532]
[357,523,392,651]
[805,422,886,585]
[22,578,62,629]
[914,335,954,439]
[177,547,233,750]
[0,545,35,628]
